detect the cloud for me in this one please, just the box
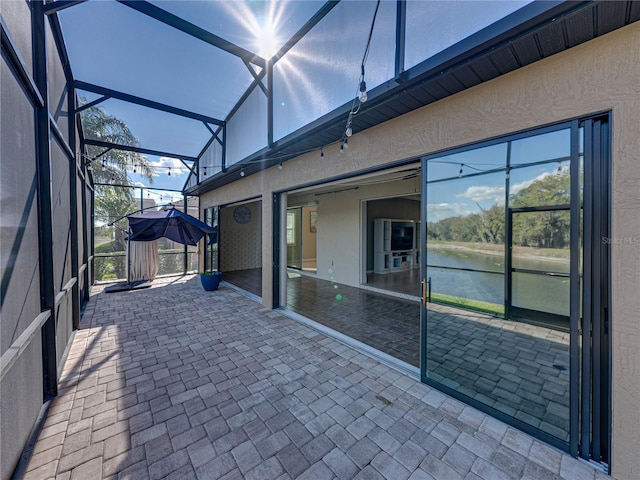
[149,157,191,177]
[457,185,505,204]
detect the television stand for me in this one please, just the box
[373,218,419,274]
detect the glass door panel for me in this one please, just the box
[286,208,302,269]
[508,208,571,328]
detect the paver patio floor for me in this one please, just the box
[23,275,613,480]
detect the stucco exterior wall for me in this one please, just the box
[200,23,639,478]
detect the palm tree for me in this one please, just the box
[80,103,154,184]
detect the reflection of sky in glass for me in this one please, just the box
[427,143,507,181]
[510,128,570,165]
[427,162,570,222]
[426,127,572,220]
[427,171,505,222]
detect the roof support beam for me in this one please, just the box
[1,17,45,108]
[84,139,198,162]
[74,81,225,126]
[272,1,340,63]
[43,0,87,15]
[117,0,266,68]
[75,95,109,113]
[395,0,406,77]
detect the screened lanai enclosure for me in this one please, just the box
[2,1,638,478]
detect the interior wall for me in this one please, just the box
[366,197,420,271]
[219,201,262,272]
[198,24,640,477]
[301,206,317,265]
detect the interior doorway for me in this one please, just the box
[286,205,317,272]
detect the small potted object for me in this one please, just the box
[200,271,222,291]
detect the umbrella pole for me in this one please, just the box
[126,232,131,285]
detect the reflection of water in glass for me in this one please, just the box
[427,248,569,315]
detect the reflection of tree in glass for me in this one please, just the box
[428,170,571,249]
[510,171,570,248]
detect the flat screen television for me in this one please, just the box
[391,223,414,250]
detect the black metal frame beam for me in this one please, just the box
[75,95,108,113]
[271,1,339,64]
[32,0,58,400]
[117,0,265,68]
[74,81,224,126]
[1,17,45,108]
[43,0,87,15]
[83,139,198,162]
[395,0,406,77]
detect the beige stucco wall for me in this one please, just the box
[200,23,639,478]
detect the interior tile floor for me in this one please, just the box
[222,267,263,298]
[22,275,609,480]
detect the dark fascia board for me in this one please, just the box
[74,81,225,126]
[84,138,198,162]
[117,0,266,69]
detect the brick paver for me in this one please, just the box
[23,275,614,479]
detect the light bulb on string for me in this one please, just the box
[168,167,171,177]
[320,148,324,159]
[203,167,207,176]
[359,80,367,103]
[343,138,348,149]
[240,168,245,177]
[278,162,283,170]
[133,165,137,174]
[346,126,352,137]
[458,164,464,178]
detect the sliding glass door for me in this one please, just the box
[420,114,610,465]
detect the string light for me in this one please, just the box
[342,0,380,141]
[320,148,324,159]
[168,167,171,176]
[203,167,207,176]
[278,162,283,170]
[458,164,464,177]
[240,167,245,177]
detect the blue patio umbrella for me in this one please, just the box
[127,207,217,246]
